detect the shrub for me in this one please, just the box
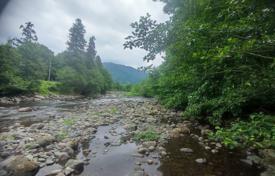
[209,113,275,149]
[134,129,159,141]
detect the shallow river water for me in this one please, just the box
[0,93,263,176]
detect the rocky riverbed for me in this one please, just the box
[0,92,274,176]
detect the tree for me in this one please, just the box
[124,13,168,62]
[87,36,97,58]
[0,44,27,95]
[67,18,87,53]
[13,22,38,45]
[126,0,275,125]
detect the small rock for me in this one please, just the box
[211,149,218,154]
[18,107,33,112]
[180,148,193,153]
[137,147,147,154]
[46,158,55,165]
[216,143,222,148]
[195,158,207,164]
[160,151,167,156]
[104,142,111,147]
[65,159,84,174]
[147,159,154,165]
[104,135,109,139]
[63,167,74,175]
[148,146,155,152]
[55,152,70,162]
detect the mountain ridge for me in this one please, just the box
[103,62,147,84]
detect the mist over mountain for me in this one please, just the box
[103,62,147,84]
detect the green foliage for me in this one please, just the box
[56,131,68,141]
[112,83,132,92]
[37,81,60,95]
[17,42,53,81]
[0,44,28,95]
[63,118,75,126]
[0,19,112,96]
[209,113,275,149]
[126,0,275,125]
[134,129,159,141]
[67,18,87,52]
[55,51,111,96]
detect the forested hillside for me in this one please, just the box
[125,0,275,149]
[103,62,147,84]
[0,19,112,96]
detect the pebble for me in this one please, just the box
[147,159,154,165]
[195,158,207,164]
[180,148,193,153]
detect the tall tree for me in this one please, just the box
[13,22,38,45]
[67,18,87,53]
[87,36,97,58]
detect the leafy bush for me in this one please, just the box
[209,113,275,149]
[134,129,159,141]
[125,0,275,125]
[36,81,60,95]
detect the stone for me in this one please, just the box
[142,141,157,148]
[260,149,275,164]
[0,155,39,176]
[201,129,212,136]
[38,157,46,162]
[36,134,55,147]
[216,143,222,148]
[148,146,155,152]
[211,149,218,154]
[30,123,44,130]
[195,158,207,164]
[137,147,147,154]
[47,169,63,176]
[65,159,84,174]
[180,148,193,153]
[64,167,74,175]
[55,152,70,162]
[63,147,74,156]
[18,107,33,112]
[46,158,55,165]
[104,142,111,147]
[160,151,167,156]
[147,159,154,165]
[104,135,109,139]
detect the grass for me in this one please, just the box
[109,107,118,114]
[56,131,68,141]
[63,118,75,126]
[0,134,15,141]
[134,129,159,141]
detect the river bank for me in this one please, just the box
[0,92,273,176]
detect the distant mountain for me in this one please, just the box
[103,62,147,84]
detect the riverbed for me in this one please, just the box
[0,92,263,176]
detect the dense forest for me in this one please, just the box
[0,19,112,96]
[125,0,275,149]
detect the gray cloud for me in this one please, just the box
[0,0,168,68]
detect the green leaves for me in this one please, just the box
[210,114,275,149]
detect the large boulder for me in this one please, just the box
[0,155,39,176]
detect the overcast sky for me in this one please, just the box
[0,0,168,68]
